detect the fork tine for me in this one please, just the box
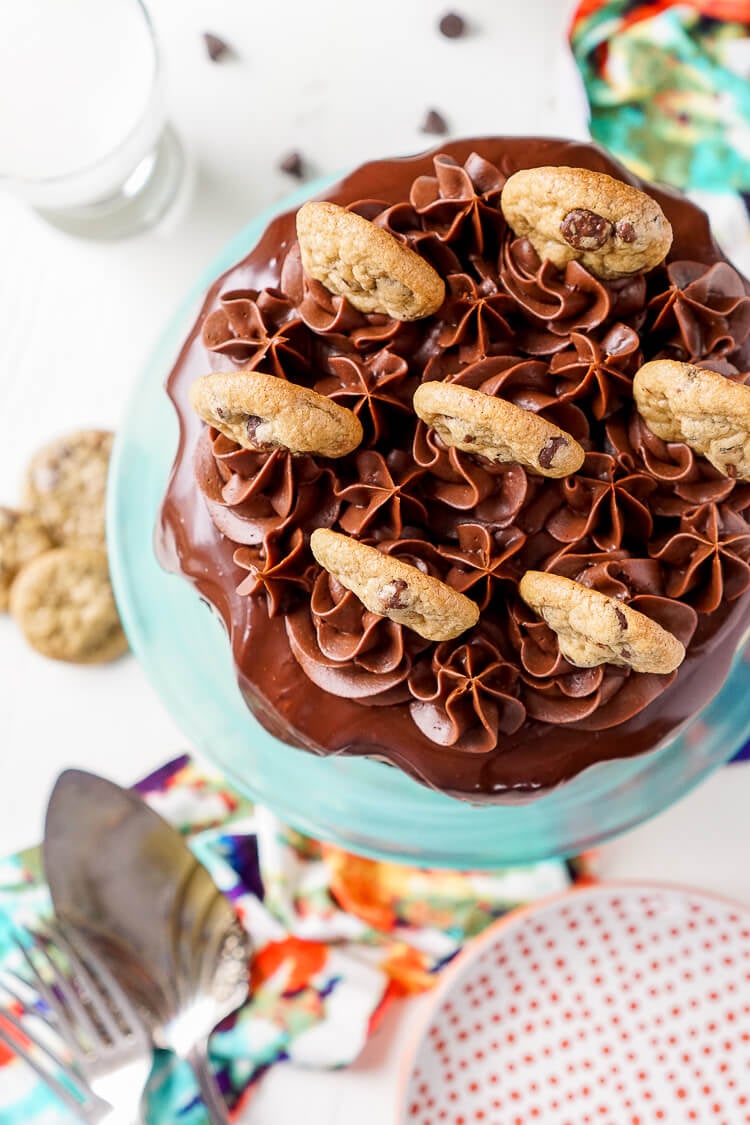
[55,922,143,1041]
[13,934,72,1037]
[68,927,144,1033]
[19,930,101,1058]
[0,967,40,1013]
[0,1010,88,1120]
[0,1003,72,1079]
[48,924,121,1043]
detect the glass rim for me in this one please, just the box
[0,0,162,190]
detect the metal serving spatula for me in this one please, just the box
[43,769,250,1124]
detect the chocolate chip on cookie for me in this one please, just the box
[633,359,750,480]
[519,571,685,674]
[10,547,128,664]
[23,430,114,549]
[413,381,585,478]
[295,201,445,320]
[311,528,479,641]
[559,208,612,250]
[190,370,363,457]
[500,166,673,279]
[0,508,52,612]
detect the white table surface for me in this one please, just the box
[3,2,750,1121]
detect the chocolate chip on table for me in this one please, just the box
[560,209,613,251]
[279,151,305,178]
[421,109,448,136]
[438,11,467,37]
[203,32,232,62]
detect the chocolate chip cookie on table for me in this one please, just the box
[0,429,127,664]
[159,137,750,801]
[0,509,51,612]
[10,547,128,665]
[23,430,113,549]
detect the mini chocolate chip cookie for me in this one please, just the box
[190,370,363,457]
[0,507,52,612]
[23,430,114,549]
[296,200,445,320]
[10,547,128,664]
[500,166,672,279]
[413,381,585,477]
[633,359,750,480]
[311,528,479,641]
[519,570,685,674]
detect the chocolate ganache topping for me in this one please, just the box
[158,138,750,802]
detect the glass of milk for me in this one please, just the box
[0,0,187,238]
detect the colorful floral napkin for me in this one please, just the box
[570,0,750,272]
[0,756,581,1123]
[571,0,750,193]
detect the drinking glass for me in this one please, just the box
[0,0,187,239]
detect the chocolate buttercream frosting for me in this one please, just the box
[158,137,750,802]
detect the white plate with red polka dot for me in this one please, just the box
[399,883,750,1125]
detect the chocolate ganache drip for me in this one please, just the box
[159,138,750,801]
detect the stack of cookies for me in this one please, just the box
[0,431,127,665]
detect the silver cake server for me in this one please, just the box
[43,769,250,1124]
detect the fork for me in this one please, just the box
[0,1001,110,1123]
[1,922,152,1125]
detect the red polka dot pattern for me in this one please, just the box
[401,887,750,1124]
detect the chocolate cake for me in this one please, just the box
[158,137,750,803]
